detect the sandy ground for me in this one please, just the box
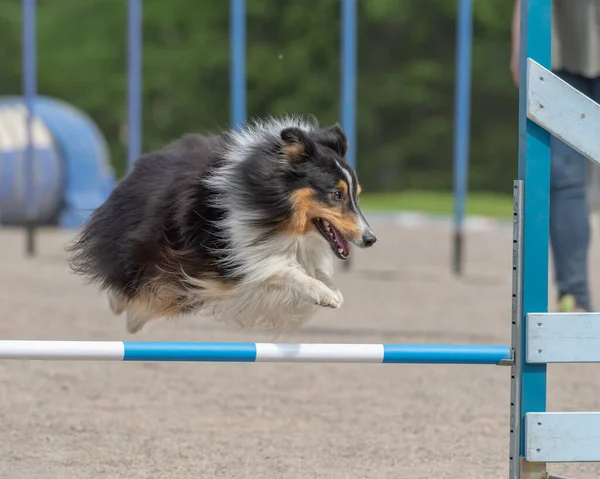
[1,218,600,479]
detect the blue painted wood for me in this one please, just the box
[517,0,552,461]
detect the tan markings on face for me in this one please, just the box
[285,187,362,240]
[335,179,348,198]
[357,184,362,196]
[283,143,305,162]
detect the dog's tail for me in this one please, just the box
[66,217,105,284]
[65,202,126,295]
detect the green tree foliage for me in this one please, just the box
[0,0,517,193]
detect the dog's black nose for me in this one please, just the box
[362,232,377,247]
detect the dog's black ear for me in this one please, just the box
[280,127,315,162]
[315,123,348,158]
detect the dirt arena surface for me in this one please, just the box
[1,218,600,479]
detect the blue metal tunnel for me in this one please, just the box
[0,96,115,228]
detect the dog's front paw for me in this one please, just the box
[305,281,343,309]
[315,290,342,309]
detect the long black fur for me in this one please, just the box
[66,121,356,306]
[67,134,230,299]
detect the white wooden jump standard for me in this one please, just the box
[2,1,599,478]
[509,0,600,477]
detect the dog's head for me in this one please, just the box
[279,124,377,260]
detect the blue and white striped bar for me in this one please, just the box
[0,341,512,364]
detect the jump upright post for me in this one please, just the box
[509,0,551,476]
[509,0,600,477]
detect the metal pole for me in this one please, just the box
[341,0,357,171]
[509,180,525,479]
[514,0,552,477]
[22,0,37,257]
[230,0,246,130]
[127,0,142,171]
[341,0,357,271]
[451,0,473,276]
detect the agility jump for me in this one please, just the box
[7,0,600,478]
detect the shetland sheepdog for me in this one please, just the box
[67,116,377,334]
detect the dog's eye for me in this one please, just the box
[332,190,343,201]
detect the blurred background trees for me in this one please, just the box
[0,0,517,194]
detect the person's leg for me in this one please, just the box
[549,70,593,312]
[549,71,593,311]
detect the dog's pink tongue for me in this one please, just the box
[331,226,349,254]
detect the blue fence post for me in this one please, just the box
[451,0,473,275]
[230,0,246,130]
[517,0,551,475]
[340,0,357,171]
[127,0,142,171]
[22,0,37,256]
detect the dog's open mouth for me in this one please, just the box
[314,218,349,260]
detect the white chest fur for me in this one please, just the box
[204,232,339,333]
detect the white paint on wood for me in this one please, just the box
[525,412,600,462]
[527,58,600,166]
[527,313,600,363]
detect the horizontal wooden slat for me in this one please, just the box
[525,412,600,462]
[527,58,600,166]
[527,313,600,363]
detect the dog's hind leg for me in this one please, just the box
[126,310,152,334]
[107,290,152,333]
[123,294,157,333]
[107,291,154,332]
[124,292,184,334]
[107,291,126,316]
